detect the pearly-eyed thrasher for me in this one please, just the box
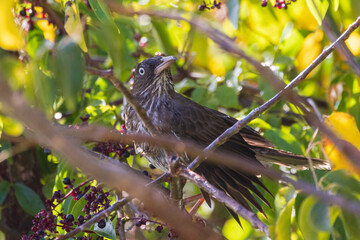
[123,56,327,221]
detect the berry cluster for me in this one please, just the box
[82,186,111,217]
[17,1,47,31]
[198,0,222,11]
[92,125,135,159]
[21,178,111,239]
[128,216,165,233]
[261,0,297,9]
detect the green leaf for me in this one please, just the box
[70,197,87,220]
[299,196,319,240]
[94,219,116,240]
[222,217,253,240]
[191,87,208,104]
[14,182,45,216]
[341,209,360,238]
[52,39,84,112]
[0,180,10,205]
[227,0,240,29]
[263,129,304,155]
[311,201,331,232]
[88,0,114,24]
[214,85,239,108]
[152,20,177,56]
[306,0,329,25]
[319,169,360,194]
[276,198,294,240]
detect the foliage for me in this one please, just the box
[0,0,360,239]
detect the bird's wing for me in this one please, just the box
[168,94,271,218]
[170,93,261,165]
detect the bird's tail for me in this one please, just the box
[253,147,330,170]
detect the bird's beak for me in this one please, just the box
[155,56,177,75]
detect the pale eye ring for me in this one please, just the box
[139,67,145,76]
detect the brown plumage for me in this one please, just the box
[123,56,328,223]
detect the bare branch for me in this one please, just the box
[180,167,269,235]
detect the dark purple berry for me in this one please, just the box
[63,177,71,185]
[20,8,26,17]
[76,193,83,200]
[98,219,106,229]
[155,225,163,233]
[122,151,130,158]
[44,148,51,155]
[66,214,74,222]
[78,215,85,222]
[142,170,148,176]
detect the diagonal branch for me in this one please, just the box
[179,167,268,235]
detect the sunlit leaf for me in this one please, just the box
[299,196,319,240]
[0,0,24,50]
[64,0,88,52]
[345,32,360,56]
[276,198,294,240]
[295,30,323,72]
[222,217,253,240]
[14,182,45,216]
[306,0,329,25]
[1,116,24,136]
[37,20,56,42]
[322,112,360,176]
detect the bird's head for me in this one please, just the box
[132,56,177,96]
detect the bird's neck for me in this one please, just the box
[133,73,175,111]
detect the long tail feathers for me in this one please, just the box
[253,147,330,170]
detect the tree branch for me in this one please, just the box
[180,167,269,235]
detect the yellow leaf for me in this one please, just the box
[37,20,56,42]
[0,0,24,50]
[1,116,24,137]
[64,0,88,52]
[295,30,323,72]
[345,32,360,56]
[322,112,360,176]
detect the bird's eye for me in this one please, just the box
[139,67,145,76]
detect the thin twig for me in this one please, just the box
[305,128,320,188]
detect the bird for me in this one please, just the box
[123,55,328,223]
